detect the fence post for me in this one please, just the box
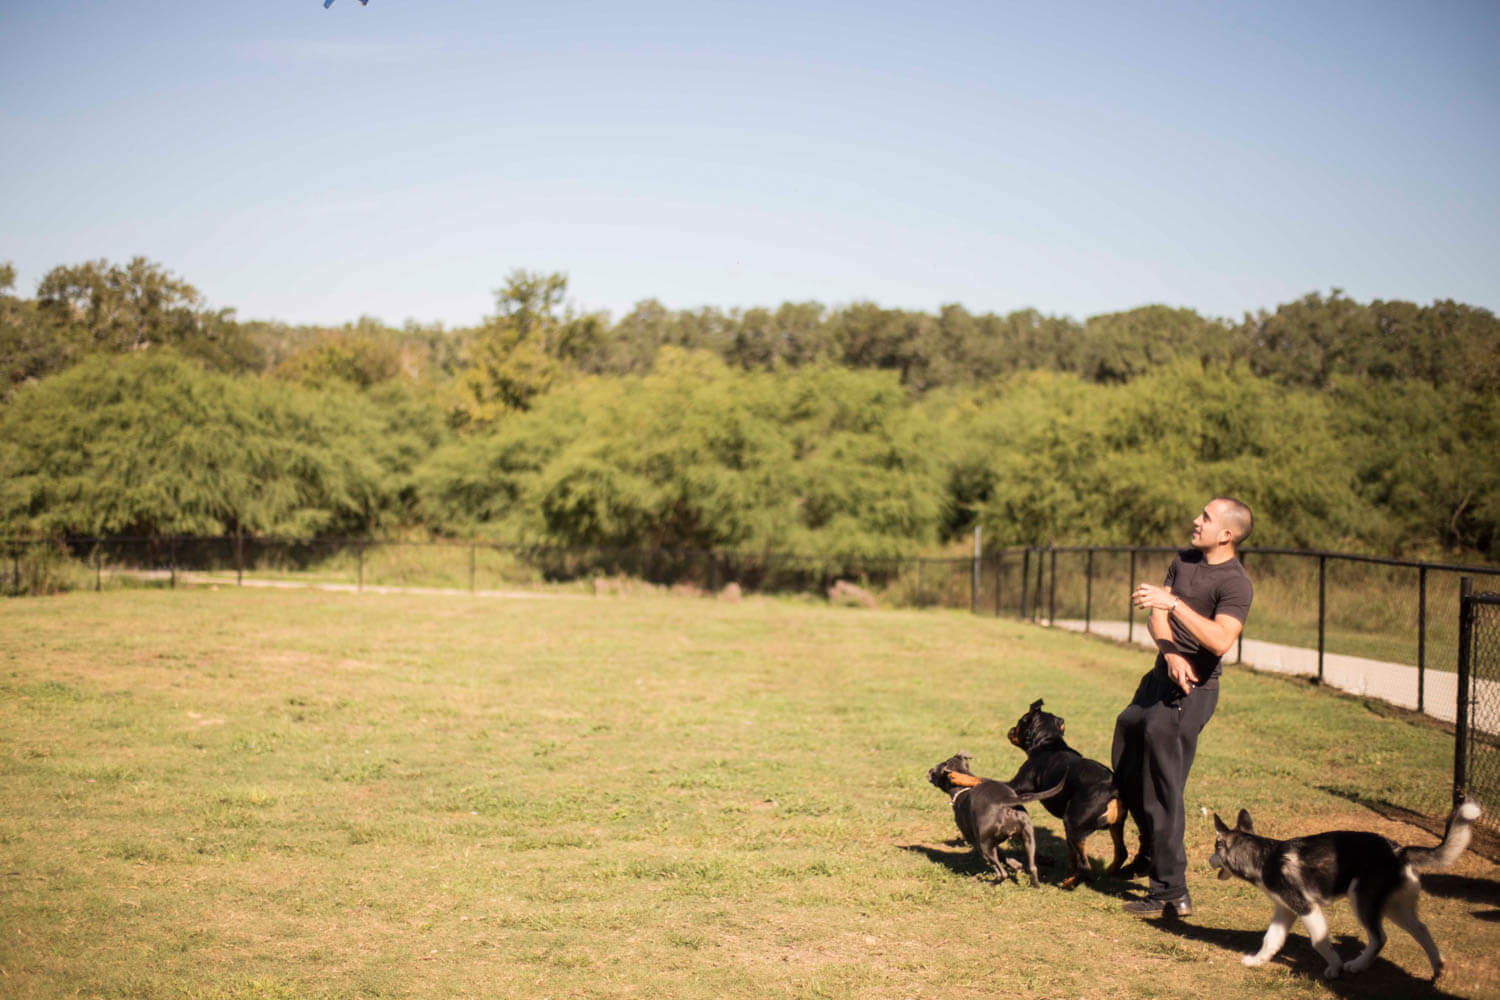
[971,526,981,615]
[994,553,1004,617]
[1417,564,1427,714]
[169,536,177,590]
[1084,548,1094,633]
[1034,547,1045,623]
[1454,577,1473,805]
[1317,554,1327,683]
[357,542,365,593]
[95,542,101,592]
[1048,547,1057,626]
[1020,549,1031,619]
[235,532,244,586]
[1127,549,1137,645]
[1235,550,1245,664]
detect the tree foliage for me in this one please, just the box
[419,353,944,558]
[3,257,1498,560]
[0,353,407,537]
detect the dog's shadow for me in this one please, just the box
[1146,919,1467,998]
[1422,872,1500,921]
[900,827,1109,887]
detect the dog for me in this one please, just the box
[927,752,1065,886]
[1209,800,1482,980]
[1005,699,1127,889]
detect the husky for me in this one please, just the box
[1208,800,1481,980]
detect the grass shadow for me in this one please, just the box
[900,824,1138,892]
[1318,785,1500,865]
[1144,919,1459,998]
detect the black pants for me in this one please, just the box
[1111,666,1219,900]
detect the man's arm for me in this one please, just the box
[1133,582,1243,657]
[1147,604,1198,695]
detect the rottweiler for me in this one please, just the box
[926,751,1064,886]
[1004,699,1128,889]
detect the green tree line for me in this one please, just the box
[2,258,1497,559]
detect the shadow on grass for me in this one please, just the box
[1319,785,1500,866]
[1144,917,1461,998]
[899,826,1139,892]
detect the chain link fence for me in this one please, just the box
[1457,582,1500,839]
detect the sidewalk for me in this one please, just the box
[1050,618,1494,734]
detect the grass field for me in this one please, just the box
[3,588,1498,999]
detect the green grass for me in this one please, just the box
[2,589,1496,999]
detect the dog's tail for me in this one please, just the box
[1403,800,1482,872]
[1014,775,1068,804]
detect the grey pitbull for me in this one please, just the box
[927,751,1066,885]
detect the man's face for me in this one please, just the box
[1191,500,1230,550]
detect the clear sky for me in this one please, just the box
[2,0,1497,329]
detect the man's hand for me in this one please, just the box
[1164,653,1196,695]
[1133,583,1175,611]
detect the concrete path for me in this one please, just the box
[1050,619,1496,735]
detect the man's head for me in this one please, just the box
[1192,497,1253,555]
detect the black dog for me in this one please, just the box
[1005,699,1127,889]
[927,751,1064,885]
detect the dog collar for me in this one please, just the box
[950,787,971,805]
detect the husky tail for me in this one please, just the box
[1404,800,1482,871]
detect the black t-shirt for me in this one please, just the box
[1157,550,1253,683]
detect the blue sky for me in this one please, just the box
[2,0,1496,328]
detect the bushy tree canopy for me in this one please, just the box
[0,353,403,537]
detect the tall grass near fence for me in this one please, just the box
[3,588,1497,1000]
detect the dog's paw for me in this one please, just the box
[1344,955,1371,975]
[1241,955,1265,968]
[1321,962,1344,980]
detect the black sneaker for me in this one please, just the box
[1122,895,1191,918]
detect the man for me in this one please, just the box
[1113,497,1254,917]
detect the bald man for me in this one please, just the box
[1114,497,1254,917]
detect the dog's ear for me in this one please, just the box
[1213,813,1230,835]
[1029,698,1044,712]
[1236,809,1254,833]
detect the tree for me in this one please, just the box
[32,257,262,374]
[0,262,67,402]
[0,352,397,538]
[1234,290,1372,389]
[455,269,605,423]
[1079,306,1230,383]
